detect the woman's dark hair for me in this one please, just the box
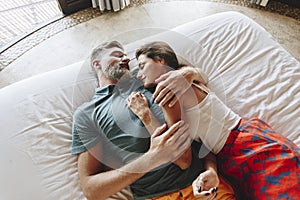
[135,41,180,70]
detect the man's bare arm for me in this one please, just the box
[77,121,190,200]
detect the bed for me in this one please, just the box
[0,11,299,200]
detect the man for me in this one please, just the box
[72,41,220,200]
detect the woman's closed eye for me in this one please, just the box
[139,63,145,70]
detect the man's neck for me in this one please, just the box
[98,74,117,88]
[99,79,117,88]
[97,72,132,88]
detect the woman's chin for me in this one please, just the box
[144,83,157,92]
[144,82,156,88]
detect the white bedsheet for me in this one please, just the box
[0,11,299,200]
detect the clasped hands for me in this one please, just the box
[193,169,219,199]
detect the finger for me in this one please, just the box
[137,92,143,97]
[159,91,175,107]
[162,120,186,142]
[192,179,200,195]
[161,120,184,140]
[199,176,205,192]
[206,187,217,198]
[154,72,169,84]
[172,135,191,161]
[176,123,190,142]
[212,189,217,199]
[154,84,170,104]
[203,190,214,199]
[132,92,139,98]
[140,93,147,100]
[193,175,204,193]
[194,190,214,199]
[168,96,179,108]
[172,124,190,149]
[168,91,184,107]
[153,82,166,100]
[129,91,137,97]
[174,130,189,149]
[126,97,132,107]
[210,187,218,199]
[173,121,189,138]
[152,124,167,137]
[193,177,214,198]
[127,92,136,102]
[212,187,218,193]
[179,135,191,154]
[135,91,142,96]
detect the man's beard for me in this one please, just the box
[104,63,129,81]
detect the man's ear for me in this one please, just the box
[92,59,101,70]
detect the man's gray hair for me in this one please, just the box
[89,41,124,81]
[90,41,124,65]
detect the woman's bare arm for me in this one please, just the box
[154,66,208,107]
[161,96,193,170]
[127,92,192,169]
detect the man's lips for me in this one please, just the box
[120,63,129,70]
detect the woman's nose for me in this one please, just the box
[137,71,143,79]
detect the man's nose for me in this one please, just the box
[121,55,130,63]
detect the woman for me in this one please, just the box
[127,41,300,199]
[127,42,235,200]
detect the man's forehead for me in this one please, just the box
[105,47,124,54]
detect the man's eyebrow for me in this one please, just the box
[110,50,125,55]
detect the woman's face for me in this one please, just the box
[137,54,167,88]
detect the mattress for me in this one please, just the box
[0,11,299,200]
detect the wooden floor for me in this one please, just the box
[0,0,62,50]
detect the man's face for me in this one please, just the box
[100,47,130,81]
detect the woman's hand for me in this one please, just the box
[192,169,219,199]
[126,92,152,124]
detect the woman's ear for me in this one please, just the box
[158,58,166,65]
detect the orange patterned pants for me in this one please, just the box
[150,176,235,200]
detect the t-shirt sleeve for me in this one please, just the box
[71,106,101,155]
[138,87,165,124]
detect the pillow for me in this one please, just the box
[0,61,95,199]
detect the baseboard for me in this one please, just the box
[273,0,300,8]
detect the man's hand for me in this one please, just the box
[153,67,204,107]
[147,121,191,167]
